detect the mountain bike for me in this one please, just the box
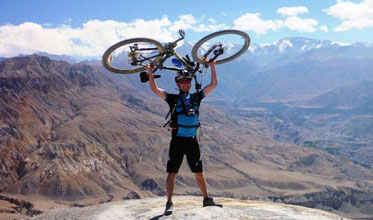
[102,29,250,90]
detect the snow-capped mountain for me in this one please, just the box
[250,37,334,55]
[249,37,373,55]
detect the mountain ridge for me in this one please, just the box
[1,51,373,219]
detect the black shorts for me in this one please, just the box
[166,136,203,173]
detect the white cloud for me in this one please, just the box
[284,16,319,32]
[233,13,284,34]
[208,18,216,24]
[169,14,197,32]
[275,6,319,33]
[193,23,227,32]
[0,15,226,58]
[0,18,174,58]
[170,14,228,32]
[277,6,309,16]
[0,22,76,57]
[233,11,320,34]
[320,25,329,32]
[325,0,373,31]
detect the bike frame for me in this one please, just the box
[103,29,249,76]
[137,34,193,70]
[132,30,223,92]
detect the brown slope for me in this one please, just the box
[0,55,165,200]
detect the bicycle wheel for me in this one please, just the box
[192,30,250,64]
[102,38,165,74]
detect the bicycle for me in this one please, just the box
[102,29,250,91]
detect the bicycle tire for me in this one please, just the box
[102,38,165,74]
[192,29,250,64]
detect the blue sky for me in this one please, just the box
[1,0,373,58]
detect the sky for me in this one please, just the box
[1,0,373,58]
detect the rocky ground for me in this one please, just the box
[28,196,348,220]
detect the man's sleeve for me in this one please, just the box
[197,90,205,105]
[165,93,169,102]
[165,93,176,107]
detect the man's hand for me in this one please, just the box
[202,60,217,97]
[147,64,166,100]
[145,64,154,75]
[205,60,216,68]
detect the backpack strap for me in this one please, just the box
[164,95,179,127]
[177,93,199,116]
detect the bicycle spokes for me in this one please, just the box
[202,43,224,62]
[111,43,157,66]
[102,38,164,74]
[192,30,250,64]
[200,38,241,61]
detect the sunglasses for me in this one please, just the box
[178,79,191,84]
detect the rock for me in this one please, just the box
[123,191,141,200]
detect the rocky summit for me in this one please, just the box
[29,196,348,220]
[0,55,373,219]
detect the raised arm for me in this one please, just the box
[146,65,166,100]
[203,61,217,97]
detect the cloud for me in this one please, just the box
[320,25,329,32]
[0,22,76,57]
[283,16,319,32]
[0,15,224,58]
[169,14,197,32]
[233,10,319,34]
[169,14,228,32]
[193,23,229,32]
[233,13,284,34]
[277,6,319,33]
[0,18,174,58]
[325,0,373,31]
[277,6,309,16]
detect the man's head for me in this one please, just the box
[175,70,192,93]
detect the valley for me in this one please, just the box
[1,36,373,219]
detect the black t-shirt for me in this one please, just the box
[165,90,205,137]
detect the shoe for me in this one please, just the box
[164,201,173,215]
[203,197,223,208]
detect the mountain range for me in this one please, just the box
[1,36,373,219]
[128,37,373,171]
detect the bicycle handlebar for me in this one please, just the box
[138,29,224,88]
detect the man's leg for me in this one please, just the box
[166,138,183,202]
[195,171,222,207]
[166,173,177,202]
[194,172,208,199]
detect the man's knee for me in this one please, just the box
[167,173,177,182]
[194,172,204,178]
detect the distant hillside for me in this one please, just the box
[255,81,373,169]
[234,57,373,104]
[301,42,373,61]
[308,81,373,109]
[36,52,80,64]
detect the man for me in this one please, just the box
[146,61,222,215]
